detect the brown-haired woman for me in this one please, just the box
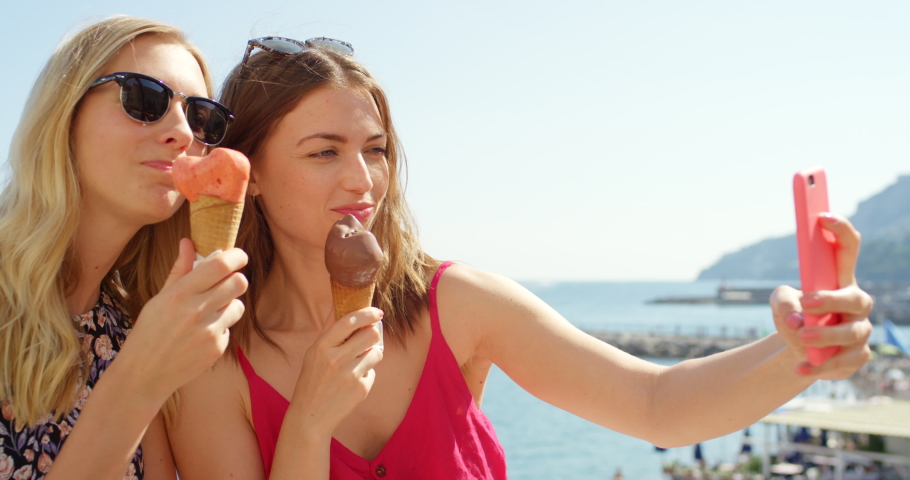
[168,38,874,480]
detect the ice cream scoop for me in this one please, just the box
[325,215,383,321]
[325,215,384,288]
[173,148,250,257]
[173,148,250,203]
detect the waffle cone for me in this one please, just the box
[331,280,375,321]
[189,194,244,257]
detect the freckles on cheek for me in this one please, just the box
[79,118,123,161]
[271,176,305,212]
[370,165,390,193]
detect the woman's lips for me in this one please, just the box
[333,206,374,224]
[143,160,174,172]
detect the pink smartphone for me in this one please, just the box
[793,167,841,366]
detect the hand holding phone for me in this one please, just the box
[793,167,841,366]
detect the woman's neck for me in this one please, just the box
[257,236,335,333]
[67,206,141,316]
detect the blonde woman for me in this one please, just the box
[0,16,248,480]
[169,39,874,480]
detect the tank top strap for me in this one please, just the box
[235,346,287,478]
[428,261,454,335]
[236,346,256,378]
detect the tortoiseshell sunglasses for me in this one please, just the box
[241,37,354,68]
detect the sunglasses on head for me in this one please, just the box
[240,37,354,68]
[89,72,234,146]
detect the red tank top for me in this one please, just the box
[238,262,508,479]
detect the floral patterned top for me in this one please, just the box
[0,288,143,480]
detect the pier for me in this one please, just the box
[648,286,776,305]
[647,282,910,325]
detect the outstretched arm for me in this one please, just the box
[648,214,871,445]
[445,214,870,448]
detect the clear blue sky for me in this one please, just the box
[2,1,908,280]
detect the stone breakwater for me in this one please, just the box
[587,331,752,359]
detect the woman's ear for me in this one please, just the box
[248,168,261,197]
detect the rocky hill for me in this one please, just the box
[698,175,910,283]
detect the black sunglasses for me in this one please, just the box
[241,37,354,69]
[89,72,234,146]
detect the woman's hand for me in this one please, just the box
[118,238,249,404]
[288,307,383,436]
[771,213,874,380]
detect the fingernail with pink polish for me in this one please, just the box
[819,213,837,221]
[786,312,804,329]
[796,363,813,376]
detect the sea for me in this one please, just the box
[479,280,904,480]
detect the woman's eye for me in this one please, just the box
[311,149,336,158]
[367,147,388,156]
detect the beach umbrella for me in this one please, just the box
[885,319,910,357]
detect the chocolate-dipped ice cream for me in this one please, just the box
[325,215,384,321]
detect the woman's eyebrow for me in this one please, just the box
[367,132,388,142]
[296,132,388,146]
[297,133,347,146]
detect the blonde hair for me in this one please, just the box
[219,47,438,356]
[0,16,209,426]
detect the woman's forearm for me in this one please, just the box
[269,404,332,480]
[44,352,165,480]
[648,333,813,447]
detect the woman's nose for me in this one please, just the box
[342,154,375,193]
[155,101,195,152]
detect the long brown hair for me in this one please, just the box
[219,46,437,355]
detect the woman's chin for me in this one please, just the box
[137,193,185,226]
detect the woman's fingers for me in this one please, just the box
[771,285,801,314]
[196,272,249,321]
[352,347,383,379]
[324,308,384,347]
[179,248,249,294]
[318,310,383,380]
[161,238,197,290]
[294,311,383,424]
[768,215,872,377]
[339,322,383,357]
[818,213,861,288]
[160,248,248,328]
[209,298,246,333]
[797,316,872,348]
[796,342,872,379]
[800,285,874,318]
[771,285,803,328]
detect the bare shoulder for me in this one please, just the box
[169,353,263,480]
[435,263,513,328]
[435,264,563,361]
[437,263,537,303]
[436,263,558,325]
[174,353,251,423]
[142,412,177,480]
